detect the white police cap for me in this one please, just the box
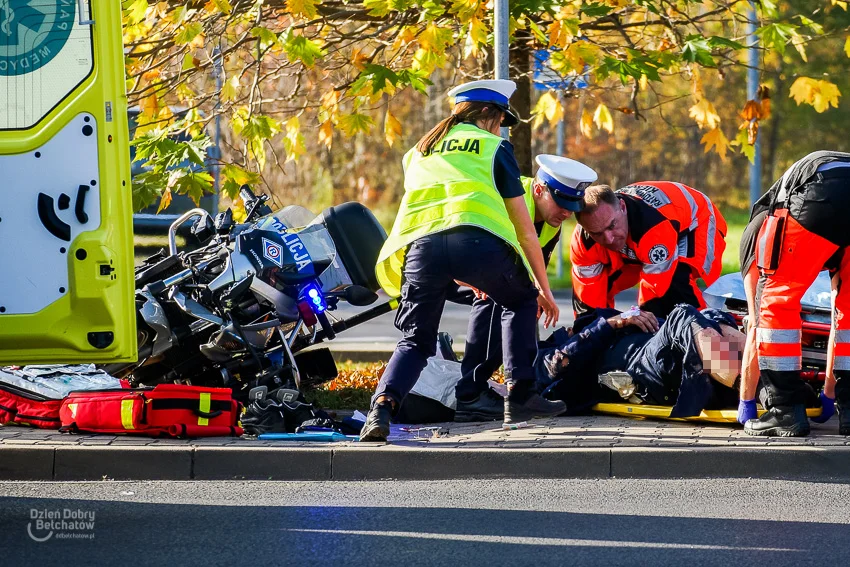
[447,80,519,126]
[535,154,598,212]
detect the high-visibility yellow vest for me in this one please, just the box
[375,123,531,297]
[521,176,560,249]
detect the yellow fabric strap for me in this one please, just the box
[120,399,135,430]
[198,393,211,426]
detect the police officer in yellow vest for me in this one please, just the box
[454,155,598,422]
[361,80,565,442]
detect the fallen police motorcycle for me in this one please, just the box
[102,186,391,402]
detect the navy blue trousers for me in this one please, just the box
[455,297,506,400]
[372,227,539,407]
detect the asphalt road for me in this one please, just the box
[332,290,639,345]
[2,478,848,566]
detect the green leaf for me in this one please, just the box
[174,22,203,45]
[281,31,326,68]
[338,113,374,136]
[682,35,716,67]
[212,0,233,15]
[221,165,261,201]
[756,23,796,56]
[796,15,824,35]
[707,36,745,51]
[170,171,215,205]
[363,0,390,16]
[580,2,614,17]
[123,0,149,25]
[252,26,280,50]
[528,20,548,45]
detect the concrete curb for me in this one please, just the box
[4,445,850,482]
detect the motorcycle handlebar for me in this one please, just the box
[239,184,257,207]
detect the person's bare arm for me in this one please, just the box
[740,267,760,401]
[503,195,559,328]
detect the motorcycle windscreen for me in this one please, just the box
[0,0,136,363]
[257,208,356,292]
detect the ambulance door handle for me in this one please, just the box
[77,0,94,25]
[75,185,90,224]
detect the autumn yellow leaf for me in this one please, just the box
[789,77,842,113]
[286,0,319,19]
[740,100,761,122]
[701,127,731,162]
[580,108,594,139]
[688,98,720,130]
[593,103,614,134]
[284,116,306,162]
[532,92,564,129]
[318,119,334,149]
[747,120,759,145]
[790,31,807,62]
[157,188,173,213]
[548,20,571,50]
[222,74,240,102]
[760,97,771,120]
[463,17,489,58]
[834,0,848,10]
[384,109,402,147]
[845,37,850,58]
[351,48,369,71]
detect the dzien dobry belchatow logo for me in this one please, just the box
[27,508,96,542]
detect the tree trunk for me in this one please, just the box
[510,37,533,176]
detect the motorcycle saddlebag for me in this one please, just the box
[60,384,243,438]
[0,383,63,429]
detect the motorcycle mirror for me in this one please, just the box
[215,208,234,234]
[342,285,379,307]
[221,274,255,306]
[191,214,216,245]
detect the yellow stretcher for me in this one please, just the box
[592,403,823,424]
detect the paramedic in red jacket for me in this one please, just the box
[570,182,727,318]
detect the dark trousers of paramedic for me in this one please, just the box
[756,170,850,408]
[455,297,505,401]
[372,227,540,407]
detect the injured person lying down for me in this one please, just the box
[535,304,746,418]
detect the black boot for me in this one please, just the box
[359,400,393,442]
[504,380,566,424]
[744,405,810,437]
[455,388,504,422]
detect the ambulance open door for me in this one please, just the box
[0,0,136,363]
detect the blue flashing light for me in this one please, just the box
[302,283,327,314]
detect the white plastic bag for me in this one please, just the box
[409,358,463,410]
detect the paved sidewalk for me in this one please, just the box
[2,416,848,482]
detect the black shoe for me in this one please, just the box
[744,405,810,437]
[504,383,566,424]
[359,401,393,442]
[241,398,287,435]
[455,389,504,422]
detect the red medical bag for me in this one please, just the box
[0,382,63,429]
[60,384,243,438]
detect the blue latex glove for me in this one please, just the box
[811,392,835,424]
[737,399,757,425]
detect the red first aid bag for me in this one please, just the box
[60,384,243,438]
[0,382,63,429]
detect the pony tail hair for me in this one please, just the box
[417,114,460,155]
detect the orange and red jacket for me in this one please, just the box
[571,181,726,313]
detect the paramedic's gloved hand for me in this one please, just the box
[811,392,835,423]
[737,398,757,425]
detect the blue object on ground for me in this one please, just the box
[737,399,757,425]
[811,392,835,424]
[258,432,359,442]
